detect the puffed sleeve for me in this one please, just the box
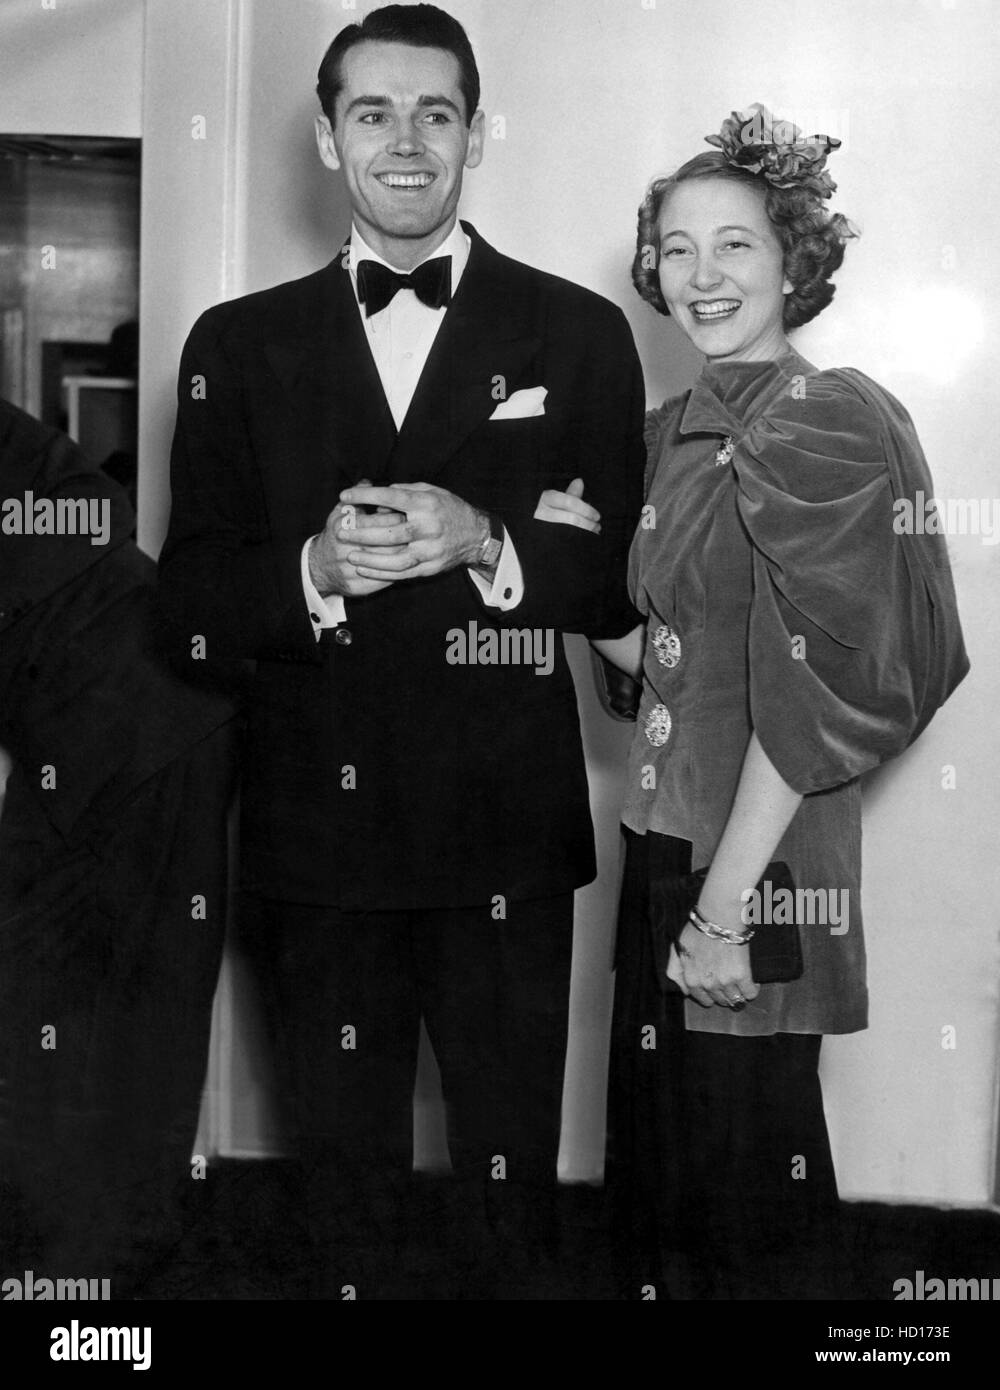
[735,371,969,794]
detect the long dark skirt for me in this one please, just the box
[607,827,850,1300]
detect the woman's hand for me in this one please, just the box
[534,477,602,533]
[674,921,760,1010]
[680,731,803,1006]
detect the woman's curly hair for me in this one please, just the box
[632,151,857,330]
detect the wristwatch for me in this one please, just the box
[477,511,504,568]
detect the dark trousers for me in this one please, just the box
[238,890,574,1299]
[0,727,235,1288]
[608,828,849,1300]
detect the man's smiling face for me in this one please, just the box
[316,40,484,269]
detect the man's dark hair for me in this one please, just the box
[317,3,481,128]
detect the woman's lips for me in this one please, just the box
[688,299,741,322]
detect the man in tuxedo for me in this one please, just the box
[158,2,644,1298]
[0,399,236,1292]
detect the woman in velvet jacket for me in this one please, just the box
[540,106,969,1299]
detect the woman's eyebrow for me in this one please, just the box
[661,224,760,238]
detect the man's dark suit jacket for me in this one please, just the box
[159,223,645,910]
[0,399,234,848]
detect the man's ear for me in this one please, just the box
[315,115,340,171]
[464,108,486,171]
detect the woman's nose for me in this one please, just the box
[690,255,723,291]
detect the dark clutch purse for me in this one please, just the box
[650,861,804,994]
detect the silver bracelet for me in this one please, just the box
[688,905,754,946]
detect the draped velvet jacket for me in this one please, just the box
[622,348,969,1035]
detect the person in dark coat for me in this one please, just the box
[0,397,237,1292]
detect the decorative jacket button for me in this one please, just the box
[334,627,353,645]
[645,703,672,746]
[652,623,681,668]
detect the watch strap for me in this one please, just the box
[477,512,504,568]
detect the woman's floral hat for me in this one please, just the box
[705,104,841,198]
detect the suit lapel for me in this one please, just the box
[261,252,397,530]
[386,224,541,483]
[257,226,541,526]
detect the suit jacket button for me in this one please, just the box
[334,627,353,645]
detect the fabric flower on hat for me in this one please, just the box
[706,103,842,198]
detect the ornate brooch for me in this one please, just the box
[714,435,735,467]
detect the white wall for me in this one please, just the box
[137,0,249,555]
[0,0,143,138]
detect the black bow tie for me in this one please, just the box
[356,256,452,318]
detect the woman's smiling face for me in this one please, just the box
[657,177,794,362]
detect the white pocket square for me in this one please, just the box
[488,386,547,420]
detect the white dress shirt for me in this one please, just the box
[302,220,523,634]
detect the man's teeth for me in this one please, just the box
[690,300,741,320]
[378,173,434,188]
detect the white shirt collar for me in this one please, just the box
[348,218,470,301]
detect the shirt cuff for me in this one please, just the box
[301,537,346,639]
[467,527,523,610]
